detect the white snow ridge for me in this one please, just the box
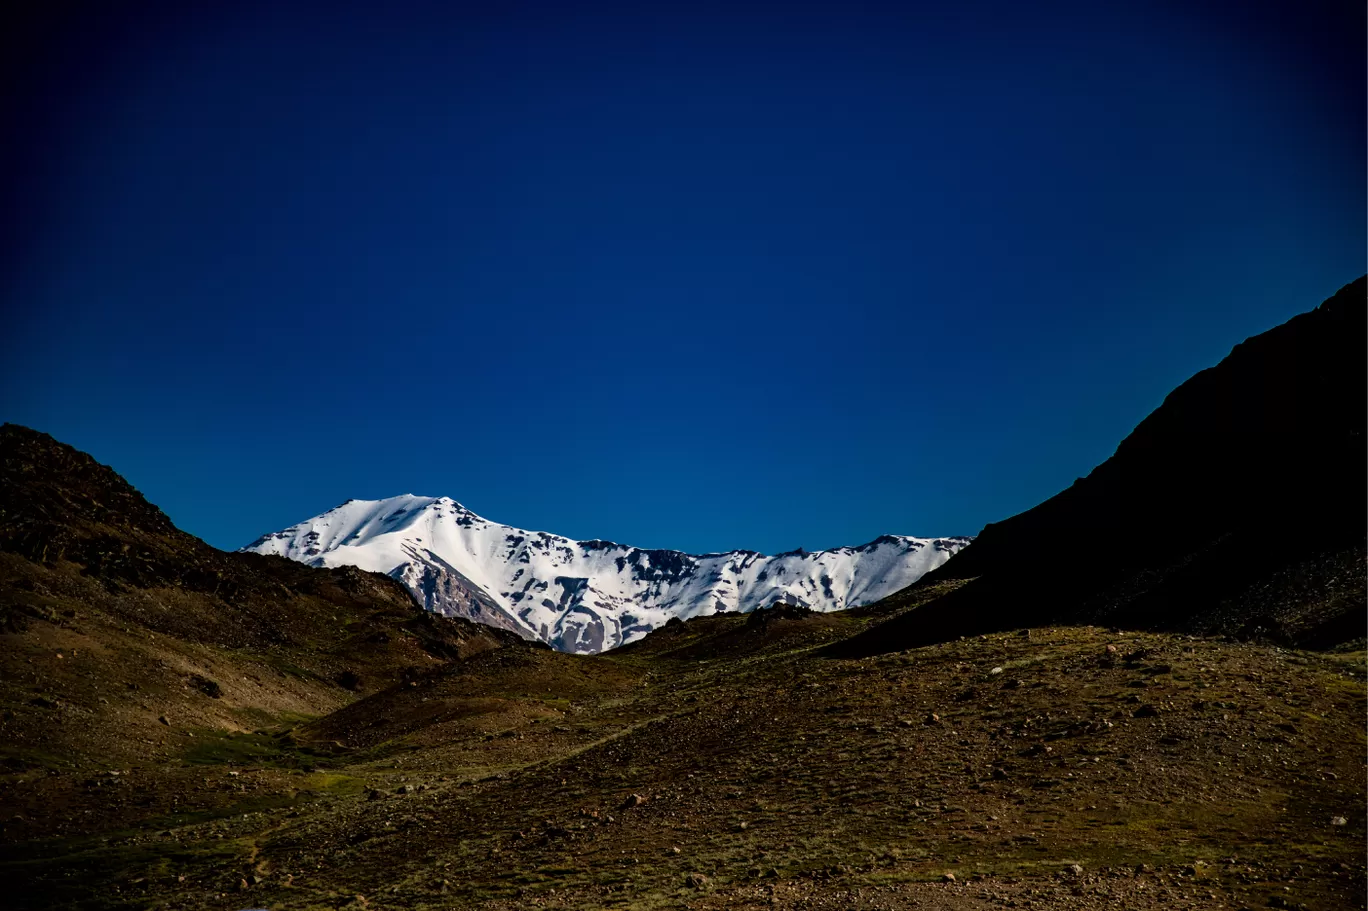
[241,496,972,654]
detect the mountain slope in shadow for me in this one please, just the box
[834,276,1366,656]
[0,424,531,783]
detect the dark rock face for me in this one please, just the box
[398,547,532,638]
[837,277,1367,655]
[746,602,815,627]
[1,424,184,567]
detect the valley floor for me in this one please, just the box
[3,614,1365,911]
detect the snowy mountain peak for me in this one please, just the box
[242,495,972,654]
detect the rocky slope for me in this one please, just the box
[244,497,971,653]
[0,424,530,775]
[10,610,1364,911]
[836,276,1367,656]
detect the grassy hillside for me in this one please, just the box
[0,424,529,845]
[4,609,1363,910]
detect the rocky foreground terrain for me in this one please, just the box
[2,590,1364,910]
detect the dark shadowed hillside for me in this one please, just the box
[835,278,1366,657]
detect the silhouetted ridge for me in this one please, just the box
[0,423,528,660]
[1,424,184,556]
[834,276,1367,655]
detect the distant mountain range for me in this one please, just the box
[7,277,1360,665]
[242,498,971,653]
[834,275,1367,656]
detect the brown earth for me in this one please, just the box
[4,605,1364,911]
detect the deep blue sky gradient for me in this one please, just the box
[2,0,1363,554]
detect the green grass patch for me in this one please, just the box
[181,729,346,769]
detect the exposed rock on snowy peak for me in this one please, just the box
[242,497,971,654]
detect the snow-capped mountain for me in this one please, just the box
[242,496,972,654]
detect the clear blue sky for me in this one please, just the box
[2,0,1362,555]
